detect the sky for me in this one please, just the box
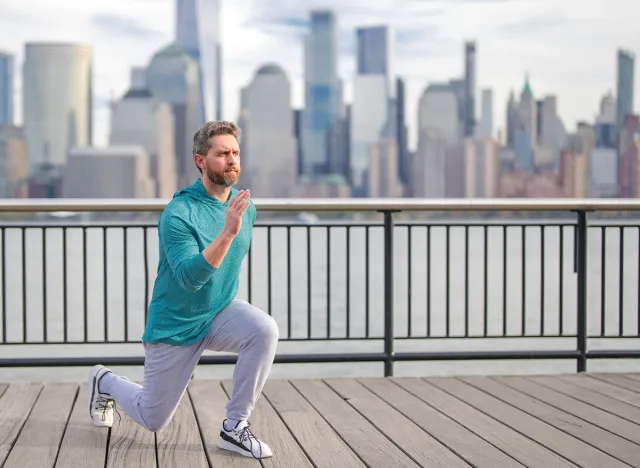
[0,0,639,151]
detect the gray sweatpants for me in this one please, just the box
[100,299,279,432]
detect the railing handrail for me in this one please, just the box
[2,197,640,213]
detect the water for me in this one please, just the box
[1,221,639,382]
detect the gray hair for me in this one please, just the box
[192,121,242,173]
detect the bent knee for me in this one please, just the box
[141,411,173,432]
[255,315,280,344]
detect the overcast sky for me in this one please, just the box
[0,0,638,150]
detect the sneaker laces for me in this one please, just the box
[237,422,263,459]
[94,393,122,424]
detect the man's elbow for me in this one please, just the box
[175,270,205,293]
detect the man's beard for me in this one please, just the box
[206,166,241,187]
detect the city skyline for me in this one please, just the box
[0,0,638,151]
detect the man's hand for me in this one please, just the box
[223,190,251,238]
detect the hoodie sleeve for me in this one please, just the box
[158,207,216,293]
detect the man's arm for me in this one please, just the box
[159,209,218,293]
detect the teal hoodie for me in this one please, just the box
[142,179,256,346]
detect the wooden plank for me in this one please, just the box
[453,376,631,468]
[325,378,472,467]
[528,375,640,424]
[591,373,640,393]
[0,383,43,466]
[561,375,640,408]
[391,377,574,468]
[0,384,7,398]
[3,383,77,468]
[497,376,640,444]
[621,373,640,382]
[262,378,365,468]
[106,407,155,468]
[55,384,109,468]
[291,379,422,468]
[361,378,521,467]
[221,380,313,468]
[155,389,208,467]
[189,380,261,468]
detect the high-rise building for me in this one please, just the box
[62,146,155,198]
[146,43,200,186]
[506,90,518,147]
[301,10,342,176]
[237,64,296,198]
[595,92,617,149]
[417,83,459,143]
[395,77,409,187]
[0,52,13,125]
[412,129,446,198]
[176,0,222,122]
[22,43,92,172]
[0,125,27,197]
[590,148,618,198]
[368,140,402,197]
[464,138,499,198]
[478,88,493,138]
[110,83,177,198]
[463,41,476,137]
[351,25,394,194]
[616,49,635,128]
[619,115,640,197]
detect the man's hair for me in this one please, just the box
[192,121,242,173]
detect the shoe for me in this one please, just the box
[88,364,115,427]
[217,419,273,458]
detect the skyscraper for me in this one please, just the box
[616,49,635,128]
[237,64,296,198]
[22,43,92,171]
[302,10,342,176]
[464,41,476,137]
[0,52,13,125]
[479,88,493,138]
[356,26,392,86]
[146,43,200,187]
[176,0,222,123]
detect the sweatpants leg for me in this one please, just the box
[204,300,279,422]
[100,337,206,432]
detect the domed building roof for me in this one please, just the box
[255,63,286,76]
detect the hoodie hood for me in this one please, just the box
[173,178,237,206]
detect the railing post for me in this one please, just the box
[575,210,588,372]
[381,210,397,377]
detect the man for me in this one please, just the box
[87,121,278,459]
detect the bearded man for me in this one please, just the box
[87,121,278,459]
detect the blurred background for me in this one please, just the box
[0,0,637,202]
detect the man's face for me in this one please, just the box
[198,134,241,186]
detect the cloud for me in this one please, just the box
[90,14,164,39]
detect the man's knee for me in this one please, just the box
[140,406,176,432]
[254,314,280,346]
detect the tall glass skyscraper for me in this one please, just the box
[301,10,342,175]
[617,49,635,128]
[176,0,222,123]
[0,52,13,125]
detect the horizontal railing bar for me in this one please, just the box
[4,198,640,213]
[0,350,583,367]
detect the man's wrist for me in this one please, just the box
[219,228,236,242]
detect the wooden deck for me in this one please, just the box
[1,373,640,467]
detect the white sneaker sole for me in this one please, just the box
[217,437,272,458]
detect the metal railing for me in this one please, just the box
[1,198,640,376]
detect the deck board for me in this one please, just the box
[55,385,109,468]
[391,377,574,468]
[495,376,640,445]
[526,374,640,424]
[365,378,521,467]
[189,380,260,468]
[0,383,43,466]
[262,378,366,468]
[325,378,470,467]
[0,373,637,467]
[221,380,313,468]
[459,376,635,467]
[291,379,421,468]
[155,389,209,467]
[3,383,77,468]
